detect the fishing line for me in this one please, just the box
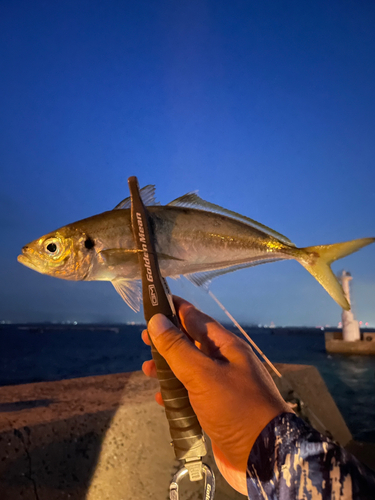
[207,290,282,378]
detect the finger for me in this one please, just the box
[148,314,208,388]
[155,392,164,407]
[173,296,238,358]
[142,329,151,346]
[173,296,217,343]
[142,359,157,378]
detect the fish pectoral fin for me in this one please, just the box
[112,278,142,312]
[186,257,285,289]
[113,185,160,209]
[99,249,139,267]
[168,192,295,246]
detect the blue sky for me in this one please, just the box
[1,0,374,326]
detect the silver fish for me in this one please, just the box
[18,186,375,311]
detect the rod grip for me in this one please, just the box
[149,339,206,459]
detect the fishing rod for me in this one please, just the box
[128,176,215,500]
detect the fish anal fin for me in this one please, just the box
[112,278,142,312]
[186,257,285,289]
[168,192,295,246]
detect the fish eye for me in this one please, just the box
[47,243,57,253]
[44,238,62,255]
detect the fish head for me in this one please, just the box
[17,225,93,280]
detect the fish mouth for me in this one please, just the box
[17,251,40,272]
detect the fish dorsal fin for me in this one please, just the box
[185,256,285,289]
[112,278,142,312]
[168,193,295,246]
[114,185,160,210]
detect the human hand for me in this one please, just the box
[142,296,291,495]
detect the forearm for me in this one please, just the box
[246,413,375,500]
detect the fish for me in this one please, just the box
[18,185,374,311]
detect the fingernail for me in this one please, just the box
[148,314,174,339]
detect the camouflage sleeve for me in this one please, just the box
[246,412,375,499]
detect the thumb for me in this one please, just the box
[148,314,206,386]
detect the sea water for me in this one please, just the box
[1,324,374,442]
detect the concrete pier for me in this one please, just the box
[0,366,374,499]
[0,371,244,500]
[325,331,375,354]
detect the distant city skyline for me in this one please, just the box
[1,1,374,326]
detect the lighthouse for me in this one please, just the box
[340,270,361,341]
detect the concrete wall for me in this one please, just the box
[325,331,375,354]
[0,364,370,500]
[325,339,375,355]
[268,364,352,446]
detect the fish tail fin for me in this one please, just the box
[298,237,375,310]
